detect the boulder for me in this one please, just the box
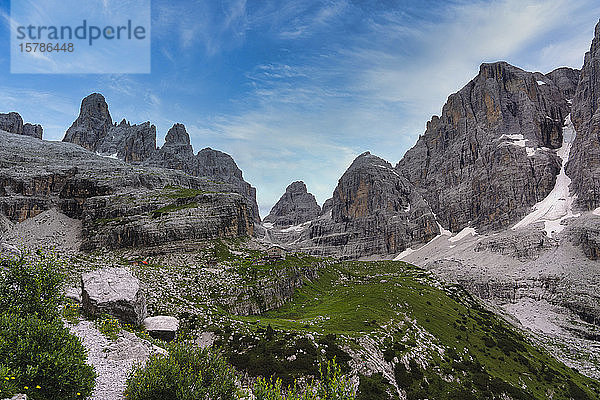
[81,267,147,325]
[143,315,179,341]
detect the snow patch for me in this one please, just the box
[262,222,274,229]
[593,207,600,216]
[280,222,310,233]
[536,80,546,85]
[512,114,580,237]
[448,227,477,243]
[393,247,415,261]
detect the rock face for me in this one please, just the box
[63,93,113,151]
[22,123,43,139]
[567,20,600,210]
[97,120,157,162]
[264,152,439,258]
[143,316,179,341]
[62,94,260,221]
[397,62,573,232]
[0,112,43,139]
[194,148,260,221]
[0,112,23,135]
[81,267,147,325]
[0,131,255,250]
[264,181,321,227]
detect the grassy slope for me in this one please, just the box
[231,260,599,400]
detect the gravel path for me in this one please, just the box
[68,320,166,400]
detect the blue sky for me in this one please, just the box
[1,0,599,217]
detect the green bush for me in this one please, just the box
[0,312,95,400]
[124,342,237,400]
[0,252,65,321]
[0,365,18,399]
[253,359,355,400]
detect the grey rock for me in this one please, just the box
[165,123,191,146]
[474,229,558,260]
[81,267,147,325]
[568,214,600,260]
[266,152,438,258]
[63,94,260,221]
[546,67,580,99]
[264,181,321,226]
[320,198,333,216]
[63,93,113,151]
[148,123,194,171]
[97,119,157,162]
[143,316,179,341]
[0,112,23,135]
[22,123,43,139]
[5,395,27,400]
[567,20,600,210]
[397,61,569,232]
[0,242,21,257]
[0,131,255,249]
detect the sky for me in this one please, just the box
[0,0,599,217]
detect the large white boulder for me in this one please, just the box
[143,316,179,341]
[81,267,147,325]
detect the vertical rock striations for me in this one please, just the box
[62,94,260,221]
[264,181,321,227]
[396,62,574,232]
[271,152,439,258]
[567,20,600,210]
[63,93,113,151]
[0,112,43,139]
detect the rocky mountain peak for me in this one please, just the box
[164,123,190,146]
[264,181,320,227]
[397,59,571,232]
[566,19,600,210]
[63,93,113,151]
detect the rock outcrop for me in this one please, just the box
[81,267,147,325]
[264,181,321,227]
[0,112,24,135]
[22,123,43,139]
[397,62,573,232]
[63,93,113,151]
[0,131,255,250]
[62,94,260,221]
[0,112,43,139]
[567,20,600,210]
[97,120,157,162]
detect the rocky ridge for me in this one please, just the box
[62,93,259,221]
[0,131,254,251]
[0,112,43,139]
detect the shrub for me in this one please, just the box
[0,251,65,321]
[0,365,18,399]
[0,312,95,400]
[124,342,237,400]
[253,359,355,400]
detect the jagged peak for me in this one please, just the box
[164,123,190,146]
[349,151,391,170]
[286,180,308,192]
